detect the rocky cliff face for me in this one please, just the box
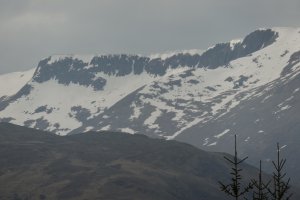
[33,28,277,88]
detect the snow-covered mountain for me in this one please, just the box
[1,27,300,183]
[0,28,280,135]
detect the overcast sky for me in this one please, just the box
[0,0,300,74]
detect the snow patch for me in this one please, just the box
[48,54,95,65]
[245,137,250,142]
[203,138,210,146]
[280,145,287,150]
[84,126,94,132]
[149,49,203,60]
[261,95,272,103]
[230,39,242,50]
[214,129,230,139]
[293,88,300,94]
[280,105,291,111]
[130,103,142,120]
[120,127,136,135]
[208,142,217,146]
[144,108,162,129]
[0,68,35,98]
[101,125,111,131]
[254,119,260,123]
[258,130,264,133]
[165,111,209,140]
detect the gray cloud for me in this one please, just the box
[1,0,300,74]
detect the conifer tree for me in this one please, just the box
[252,160,270,200]
[267,143,292,200]
[219,135,253,200]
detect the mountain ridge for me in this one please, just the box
[0,27,281,135]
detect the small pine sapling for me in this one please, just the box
[251,160,270,200]
[219,135,253,200]
[267,143,292,200]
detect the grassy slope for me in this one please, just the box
[0,123,297,200]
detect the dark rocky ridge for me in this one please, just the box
[32,29,278,90]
